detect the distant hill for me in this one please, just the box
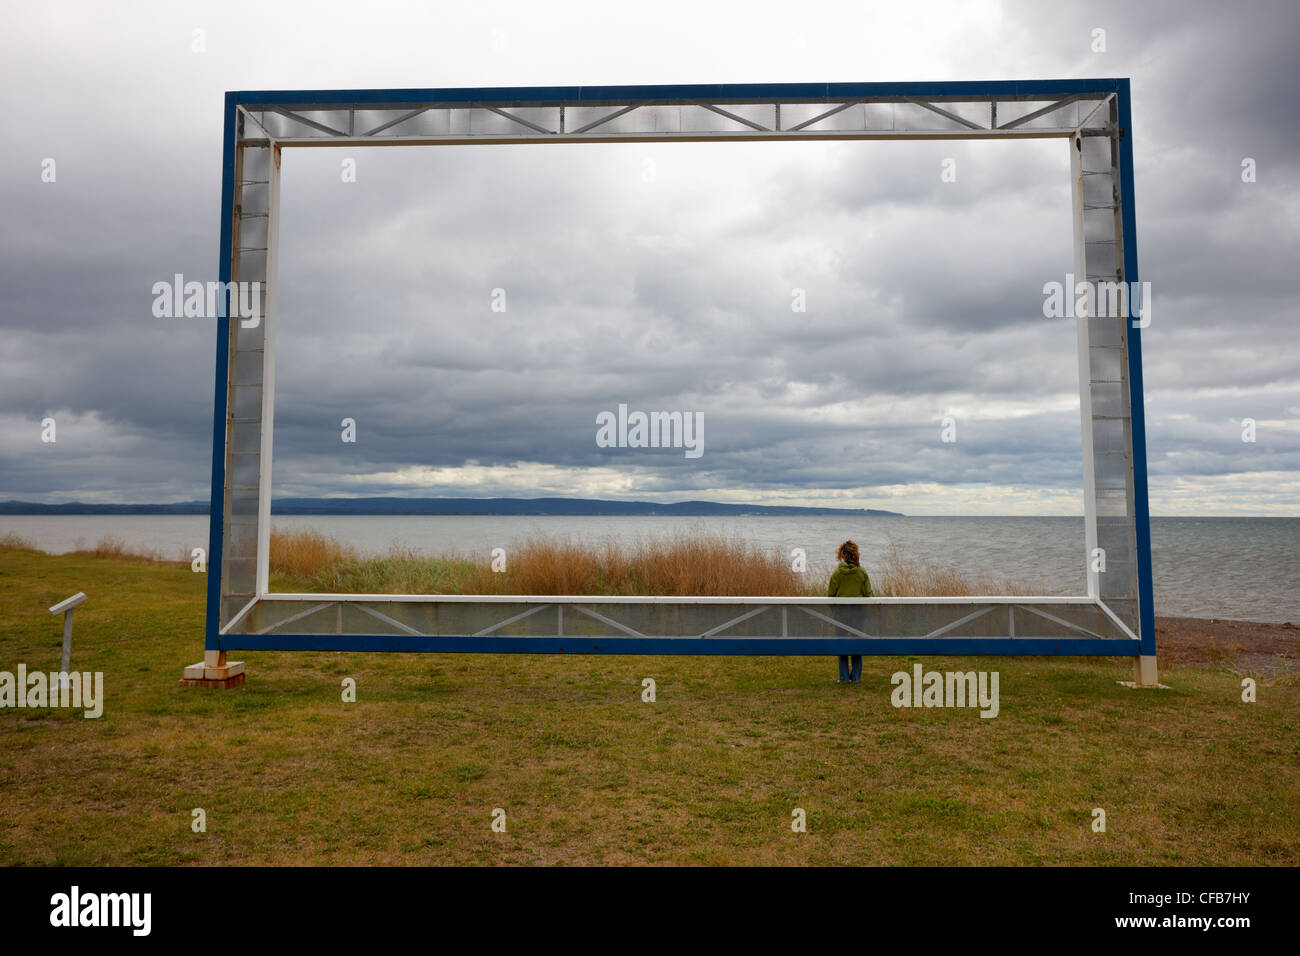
[0,501,208,515]
[0,497,903,517]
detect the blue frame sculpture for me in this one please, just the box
[199,80,1157,684]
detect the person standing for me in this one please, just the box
[827,540,872,683]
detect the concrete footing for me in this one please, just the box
[180,650,245,688]
[1117,654,1167,689]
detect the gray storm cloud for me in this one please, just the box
[0,0,1296,514]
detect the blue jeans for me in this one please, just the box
[838,655,863,682]
[834,607,864,682]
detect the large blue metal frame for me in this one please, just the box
[229,635,1137,656]
[206,79,1152,659]
[1113,81,1157,663]
[205,95,238,652]
[229,78,1126,108]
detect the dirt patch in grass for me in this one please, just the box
[1157,615,1300,678]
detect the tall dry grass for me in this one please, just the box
[4,525,1040,595]
[270,528,810,596]
[268,526,1038,597]
[269,528,359,580]
[60,534,186,564]
[467,534,809,596]
[0,532,40,552]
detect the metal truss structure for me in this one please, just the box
[205,80,1156,681]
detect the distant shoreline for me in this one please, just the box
[0,497,905,518]
[2,504,1294,518]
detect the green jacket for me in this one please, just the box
[827,562,872,598]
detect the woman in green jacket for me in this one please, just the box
[827,540,872,683]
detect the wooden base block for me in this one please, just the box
[179,672,245,688]
[180,660,246,688]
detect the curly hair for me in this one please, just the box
[836,540,860,566]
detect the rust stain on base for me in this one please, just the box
[179,673,246,689]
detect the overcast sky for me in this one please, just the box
[1,0,1296,515]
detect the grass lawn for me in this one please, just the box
[1,545,1297,865]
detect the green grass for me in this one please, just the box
[1,545,1297,865]
[273,553,483,595]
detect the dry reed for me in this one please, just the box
[268,527,1037,597]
